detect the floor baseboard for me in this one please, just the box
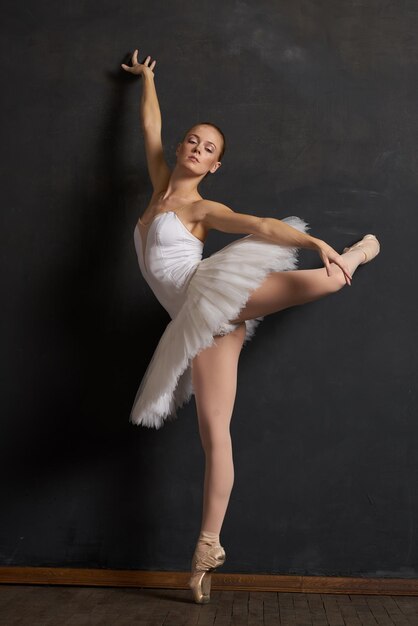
[1,567,418,596]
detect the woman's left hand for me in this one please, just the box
[315,240,352,286]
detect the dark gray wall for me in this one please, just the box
[1,0,417,578]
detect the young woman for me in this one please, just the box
[121,50,380,604]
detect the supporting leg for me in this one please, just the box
[188,323,246,603]
[191,322,247,534]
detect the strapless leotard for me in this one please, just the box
[130,210,309,429]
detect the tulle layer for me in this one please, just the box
[130,216,310,429]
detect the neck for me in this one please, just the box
[161,166,205,201]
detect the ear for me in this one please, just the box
[210,161,222,174]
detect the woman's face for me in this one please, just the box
[176,125,222,176]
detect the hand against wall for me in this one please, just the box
[121,49,157,77]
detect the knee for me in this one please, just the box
[200,428,232,453]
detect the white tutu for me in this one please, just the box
[130,216,310,429]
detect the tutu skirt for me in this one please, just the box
[130,216,310,428]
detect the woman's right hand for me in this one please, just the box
[121,49,156,77]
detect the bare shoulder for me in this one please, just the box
[197,199,235,222]
[139,188,165,222]
[198,198,233,212]
[180,199,233,241]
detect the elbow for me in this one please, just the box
[257,217,272,238]
[142,121,162,132]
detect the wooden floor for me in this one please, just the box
[1,585,418,625]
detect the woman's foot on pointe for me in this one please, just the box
[188,531,226,604]
[343,234,380,265]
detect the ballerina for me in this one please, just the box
[122,50,380,604]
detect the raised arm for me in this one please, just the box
[201,201,352,285]
[121,50,171,191]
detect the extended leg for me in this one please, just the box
[230,248,366,324]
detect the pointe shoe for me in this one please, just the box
[188,543,226,604]
[343,234,380,264]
